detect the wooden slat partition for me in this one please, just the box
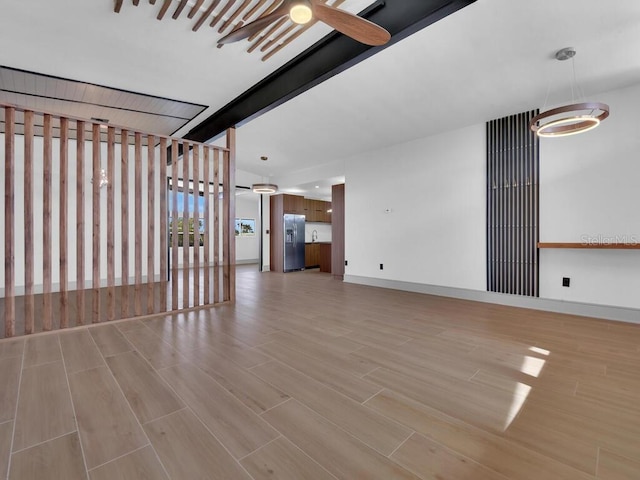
[107,127,116,321]
[213,149,220,304]
[171,140,179,310]
[147,135,156,314]
[182,143,190,309]
[203,147,210,305]
[23,111,34,334]
[224,128,236,301]
[59,118,69,328]
[1,103,235,338]
[4,107,15,338]
[159,138,168,310]
[121,129,130,317]
[92,123,101,323]
[192,146,200,307]
[134,132,143,316]
[76,121,85,325]
[43,114,53,330]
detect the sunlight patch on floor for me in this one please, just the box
[504,346,550,430]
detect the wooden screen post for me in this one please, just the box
[203,148,210,305]
[182,143,190,309]
[59,118,69,328]
[4,107,15,337]
[171,140,179,310]
[134,132,143,316]
[213,149,220,303]
[92,123,101,323]
[223,127,236,302]
[147,135,156,314]
[193,145,200,307]
[121,130,130,317]
[76,121,86,325]
[107,127,116,321]
[159,138,168,311]
[43,114,53,330]
[23,110,35,334]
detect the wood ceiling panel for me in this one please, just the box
[0,66,207,136]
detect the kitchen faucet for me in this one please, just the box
[312,230,318,242]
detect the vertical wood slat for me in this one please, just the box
[193,146,200,307]
[59,118,69,328]
[23,110,35,335]
[43,114,53,331]
[76,121,86,325]
[107,127,116,321]
[4,107,15,337]
[134,132,143,316]
[224,127,236,302]
[213,149,220,304]
[159,138,168,312]
[203,147,211,305]
[222,150,230,302]
[147,135,156,314]
[92,123,101,323]
[121,130,130,318]
[182,143,190,309]
[171,140,179,310]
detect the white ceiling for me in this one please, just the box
[2,0,640,201]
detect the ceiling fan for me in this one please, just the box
[217,0,391,47]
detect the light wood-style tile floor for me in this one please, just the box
[1,265,640,479]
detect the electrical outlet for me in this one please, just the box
[380,263,384,270]
[562,277,570,287]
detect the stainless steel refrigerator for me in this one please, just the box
[283,214,305,272]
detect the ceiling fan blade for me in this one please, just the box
[312,2,390,46]
[218,4,289,44]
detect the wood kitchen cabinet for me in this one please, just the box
[277,194,331,224]
[305,243,320,268]
[283,194,304,214]
[319,243,332,273]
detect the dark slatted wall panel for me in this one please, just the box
[487,110,540,297]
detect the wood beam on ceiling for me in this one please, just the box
[184,0,478,143]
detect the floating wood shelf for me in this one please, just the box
[538,242,640,250]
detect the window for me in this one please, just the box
[168,190,205,247]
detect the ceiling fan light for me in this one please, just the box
[290,2,313,25]
[252,183,278,194]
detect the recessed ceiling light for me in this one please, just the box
[315,185,319,188]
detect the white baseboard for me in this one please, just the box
[344,275,640,325]
[236,259,259,265]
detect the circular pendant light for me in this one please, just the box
[252,183,278,194]
[530,102,609,137]
[530,48,610,138]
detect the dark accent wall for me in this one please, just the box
[486,111,540,297]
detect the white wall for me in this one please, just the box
[345,124,486,290]
[0,135,161,294]
[236,194,260,264]
[344,81,640,314]
[539,82,640,309]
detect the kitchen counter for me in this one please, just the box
[304,242,332,272]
